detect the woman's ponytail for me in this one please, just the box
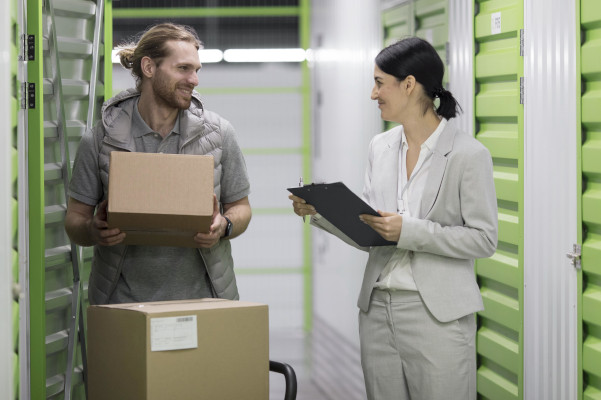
[434,87,462,120]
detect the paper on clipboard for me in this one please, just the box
[287,182,396,247]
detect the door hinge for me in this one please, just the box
[566,244,582,269]
[19,34,26,61]
[25,34,35,61]
[520,77,524,104]
[20,83,27,109]
[22,82,36,109]
[520,29,524,57]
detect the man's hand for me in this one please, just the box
[90,200,127,246]
[359,210,403,243]
[65,198,126,247]
[193,194,225,248]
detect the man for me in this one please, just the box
[65,23,251,305]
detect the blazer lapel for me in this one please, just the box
[419,124,456,218]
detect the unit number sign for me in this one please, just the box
[491,12,502,35]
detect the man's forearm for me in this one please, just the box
[64,197,97,246]
[222,197,252,239]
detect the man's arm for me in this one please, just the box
[64,197,125,247]
[193,195,251,248]
[222,196,251,239]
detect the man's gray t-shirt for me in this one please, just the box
[69,99,246,303]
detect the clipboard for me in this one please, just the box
[287,182,396,247]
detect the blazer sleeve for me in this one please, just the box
[397,146,498,260]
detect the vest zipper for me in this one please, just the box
[106,246,129,303]
[197,249,218,298]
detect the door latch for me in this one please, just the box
[566,244,581,269]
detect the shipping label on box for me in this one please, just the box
[107,152,214,247]
[150,315,198,351]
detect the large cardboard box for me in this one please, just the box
[87,299,269,400]
[107,151,214,247]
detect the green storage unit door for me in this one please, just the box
[26,0,104,398]
[581,0,601,398]
[381,0,449,129]
[473,0,523,399]
[383,2,414,47]
[382,2,414,132]
[413,0,448,85]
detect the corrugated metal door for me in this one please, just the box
[413,0,448,85]
[473,0,523,399]
[26,0,104,398]
[580,0,601,397]
[382,0,447,77]
[383,1,414,47]
[382,2,414,132]
[381,0,449,126]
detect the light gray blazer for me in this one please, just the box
[312,122,498,322]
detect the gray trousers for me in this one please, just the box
[359,289,477,400]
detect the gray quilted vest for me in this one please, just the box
[87,89,239,305]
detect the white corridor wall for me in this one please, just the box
[311,0,381,347]
[310,0,381,398]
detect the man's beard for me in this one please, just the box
[152,73,193,110]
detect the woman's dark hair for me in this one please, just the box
[375,37,461,119]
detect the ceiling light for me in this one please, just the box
[198,49,223,63]
[111,48,224,64]
[223,48,307,63]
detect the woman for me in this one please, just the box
[289,37,498,400]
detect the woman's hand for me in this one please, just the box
[359,211,402,242]
[288,194,316,218]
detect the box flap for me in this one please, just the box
[91,299,267,315]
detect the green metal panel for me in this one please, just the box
[104,0,112,100]
[25,0,104,397]
[300,0,312,331]
[474,0,524,399]
[26,0,47,397]
[581,0,601,398]
[10,0,19,398]
[112,6,300,19]
[383,2,414,47]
